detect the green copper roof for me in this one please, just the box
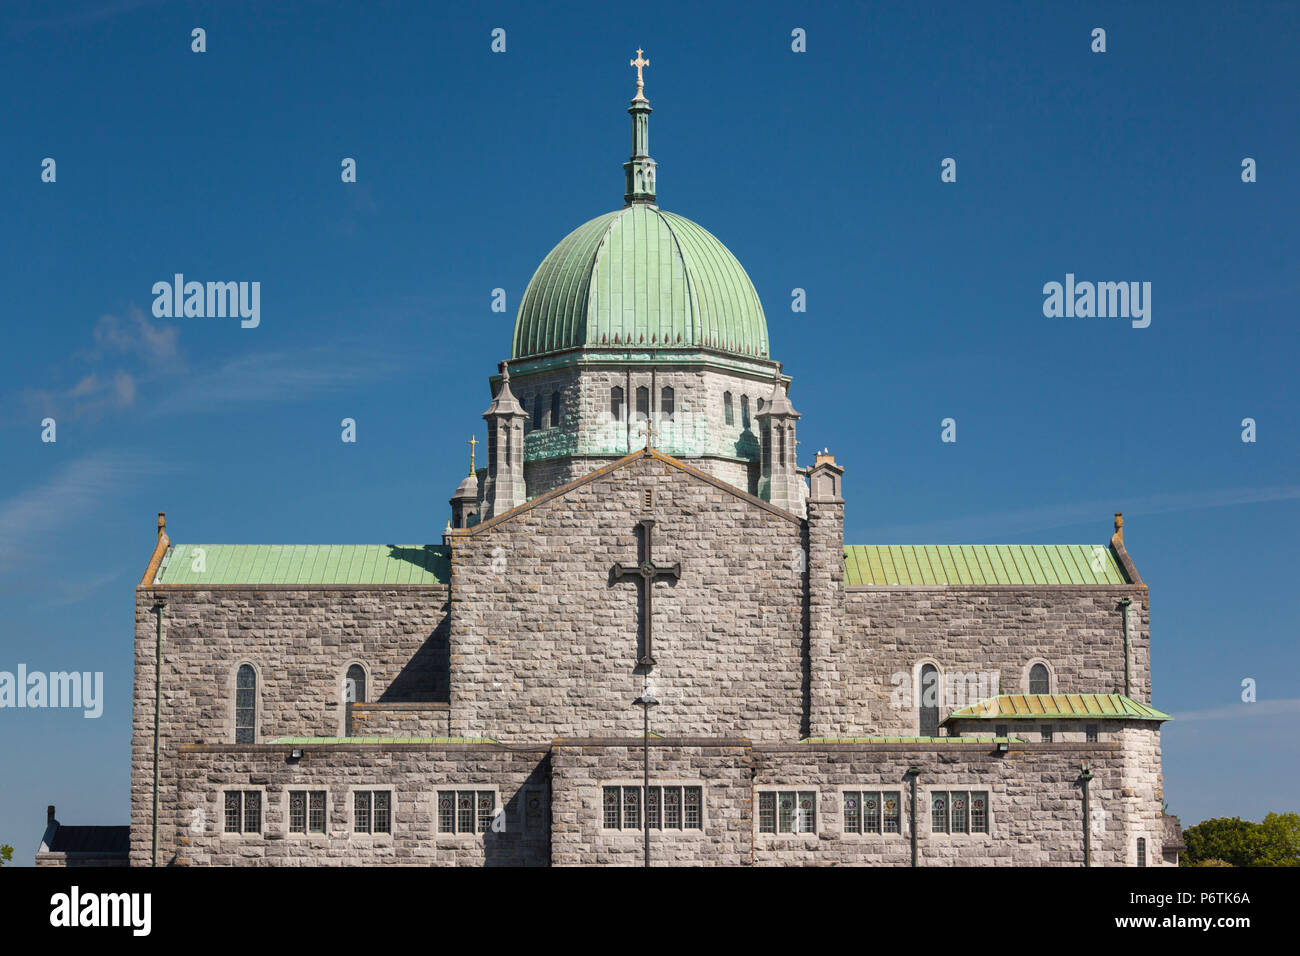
[512,205,769,360]
[843,545,1128,586]
[153,545,449,586]
[943,694,1171,722]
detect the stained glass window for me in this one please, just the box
[235,664,256,744]
[952,793,968,833]
[931,793,948,833]
[758,791,776,833]
[665,787,681,829]
[477,791,494,832]
[971,792,988,833]
[309,791,326,833]
[843,793,860,833]
[290,791,307,833]
[438,792,456,833]
[919,664,940,737]
[842,791,901,835]
[684,787,702,830]
[458,791,474,833]
[354,792,371,833]
[603,787,620,829]
[224,791,241,833]
[1029,663,1050,695]
[883,793,901,833]
[223,791,260,834]
[600,786,703,831]
[373,791,391,834]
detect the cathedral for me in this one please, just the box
[83,55,1175,867]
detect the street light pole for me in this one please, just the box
[634,679,659,868]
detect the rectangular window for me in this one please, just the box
[601,786,704,831]
[223,791,261,834]
[1137,837,1147,867]
[995,724,1008,738]
[437,790,496,835]
[288,790,327,834]
[759,790,816,834]
[931,791,989,834]
[842,791,902,835]
[1041,724,1053,742]
[1086,724,1099,742]
[353,790,391,835]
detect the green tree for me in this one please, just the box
[1183,813,1300,867]
[0,844,12,867]
[1253,812,1300,867]
[1183,817,1260,866]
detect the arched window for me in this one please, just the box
[551,392,561,428]
[611,386,624,422]
[723,391,734,425]
[345,664,367,737]
[235,664,257,744]
[635,386,649,422]
[1029,663,1050,695]
[757,397,765,413]
[919,664,940,737]
[532,394,543,431]
[661,386,674,421]
[741,395,750,429]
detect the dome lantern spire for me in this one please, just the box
[624,48,657,205]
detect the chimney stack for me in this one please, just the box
[47,805,55,825]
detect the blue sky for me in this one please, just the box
[1,0,1297,855]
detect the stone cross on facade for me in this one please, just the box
[636,417,655,448]
[612,518,679,666]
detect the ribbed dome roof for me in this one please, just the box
[511,205,769,360]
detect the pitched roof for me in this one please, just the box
[1163,813,1186,850]
[152,544,449,586]
[844,544,1129,586]
[46,825,130,854]
[943,694,1171,722]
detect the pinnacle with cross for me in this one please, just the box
[467,435,478,476]
[630,48,649,101]
[636,417,655,449]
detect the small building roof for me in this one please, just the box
[1163,813,1187,850]
[46,825,130,854]
[844,544,1129,586]
[152,544,450,586]
[943,694,1171,722]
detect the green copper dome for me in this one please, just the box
[511,204,769,360]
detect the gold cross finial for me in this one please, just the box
[630,48,649,101]
[468,435,479,475]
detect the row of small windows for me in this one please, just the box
[221,788,548,836]
[602,785,703,831]
[722,391,763,429]
[757,789,993,836]
[608,386,675,423]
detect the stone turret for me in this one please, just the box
[757,370,803,515]
[481,363,527,520]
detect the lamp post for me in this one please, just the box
[1079,763,1093,868]
[633,678,659,868]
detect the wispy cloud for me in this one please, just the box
[7,0,171,36]
[1171,699,1300,723]
[860,485,1300,541]
[0,452,160,572]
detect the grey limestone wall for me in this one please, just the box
[172,745,549,865]
[449,453,807,743]
[836,587,1151,737]
[550,741,753,866]
[130,587,449,866]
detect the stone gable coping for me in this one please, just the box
[844,584,1148,593]
[451,446,804,535]
[138,584,451,594]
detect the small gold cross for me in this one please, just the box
[630,48,649,99]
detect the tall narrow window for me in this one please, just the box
[354,791,391,834]
[1137,837,1146,867]
[345,664,366,737]
[661,386,674,421]
[290,791,326,834]
[224,791,261,834]
[1029,663,1050,694]
[1041,724,1053,742]
[1086,724,1099,743]
[741,395,750,429]
[919,664,940,737]
[634,386,649,422]
[611,386,624,422]
[551,391,561,429]
[532,394,543,431]
[235,664,256,744]
[723,391,734,425]
[757,397,765,413]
